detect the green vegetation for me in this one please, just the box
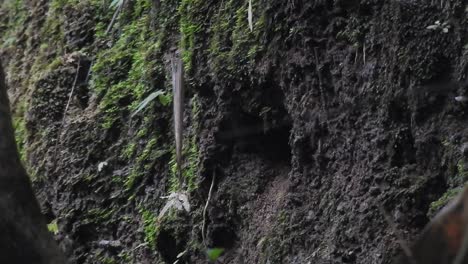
[141,209,159,248]
[428,157,468,217]
[91,10,158,129]
[85,208,115,224]
[169,133,199,192]
[206,248,224,262]
[179,0,202,71]
[12,100,27,161]
[429,187,463,216]
[0,0,261,262]
[47,219,59,235]
[124,136,167,191]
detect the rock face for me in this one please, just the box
[0,61,66,263]
[2,0,468,263]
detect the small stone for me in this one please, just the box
[455,96,468,102]
[98,240,122,248]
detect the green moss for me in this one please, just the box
[100,257,117,264]
[140,209,159,248]
[121,142,137,159]
[137,138,158,163]
[169,130,199,192]
[205,0,265,80]
[117,252,132,262]
[456,160,468,183]
[136,126,149,138]
[91,10,161,128]
[0,0,27,49]
[85,208,115,224]
[185,134,199,191]
[168,95,201,192]
[124,136,167,190]
[12,99,27,161]
[83,174,96,183]
[179,0,202,71]
[429,187,463,217]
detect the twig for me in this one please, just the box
[379,206,418,264]
[354,47,359,65]
[62,58,81,126]
[106,0,124,35]
[202,170,216,246]
[84,60,93,85]
[54,59,81,162]
[131,242,149,252]
[363,42,366,64]
[172,54,185,187]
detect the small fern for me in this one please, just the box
[132,90,170,117]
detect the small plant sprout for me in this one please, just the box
[131,90,169,117]
[98,161,108,172]
[426,20,450,33]
[206,248,224,262]
[173,250,188,264]
[455,96,468,102]
[47,220,59,235]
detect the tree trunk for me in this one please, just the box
[0,61,66,264]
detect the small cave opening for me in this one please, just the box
[209,223,237,249]
[218,110,292,165]
[156,230,178,263]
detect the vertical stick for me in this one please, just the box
[172,55,185,187]
[248,0,253,32]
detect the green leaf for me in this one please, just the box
[47,219,59,235]
[206,248,224,262]
[132,90,166,117]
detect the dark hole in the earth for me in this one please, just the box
[42,202,56,224]
[156,230,179,263]
[74,223,97,243]
[218,112,292,164]
[75,59,92,108]
[210,224,236,249]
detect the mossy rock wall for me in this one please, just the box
[2,0,468,263]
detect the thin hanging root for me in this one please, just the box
[202,171,216,246]
[62,58,81,125]
[363,42,366,64]
[54,58,81,163]
[106,0,124,35]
